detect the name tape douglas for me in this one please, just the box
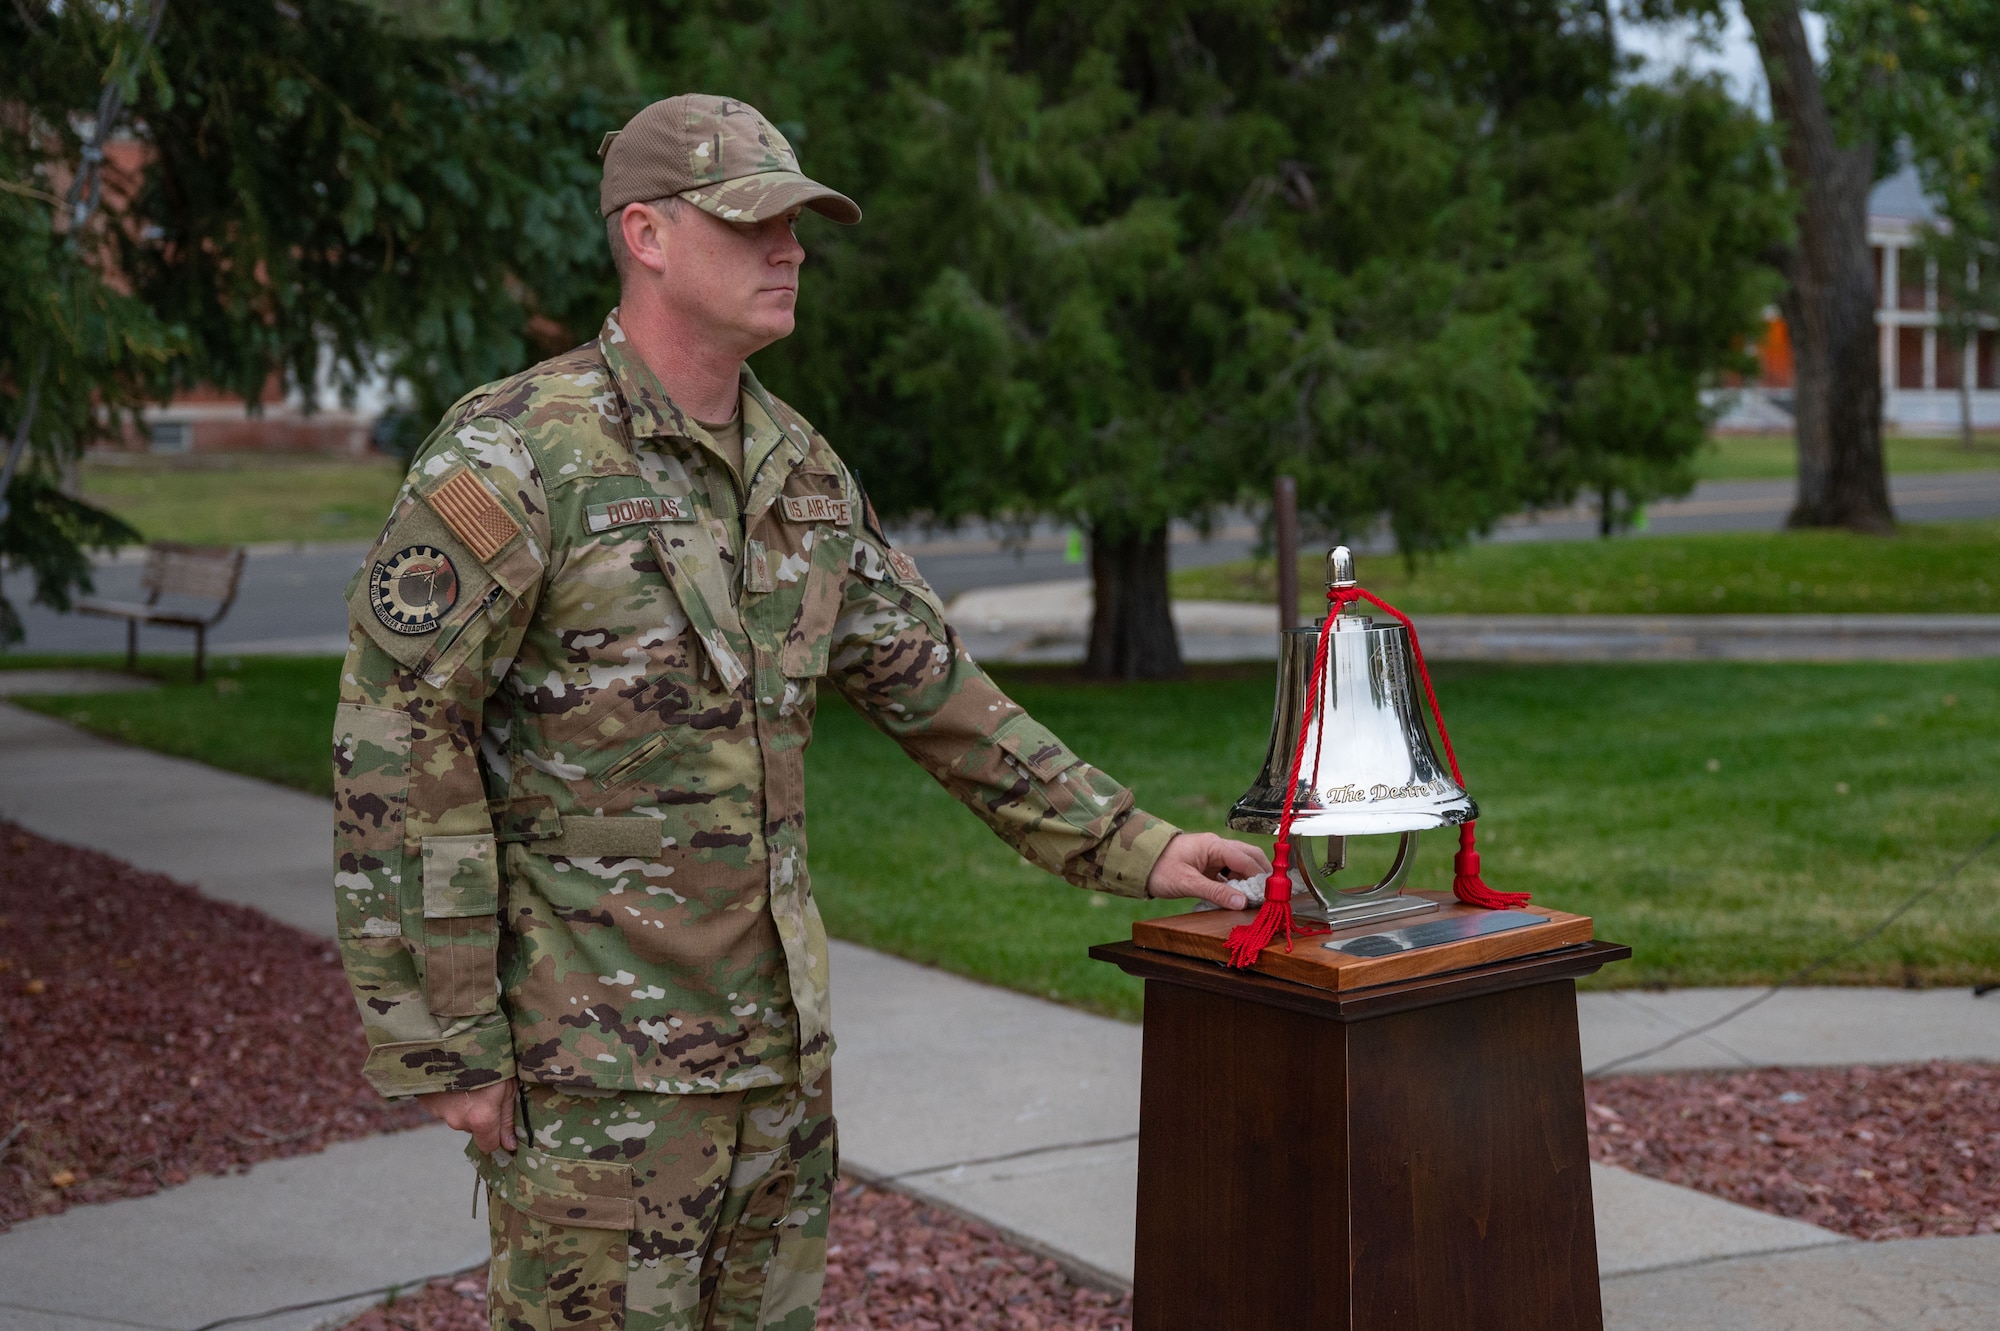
[586,495,696,532]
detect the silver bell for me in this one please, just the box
[1228,547,1476,927]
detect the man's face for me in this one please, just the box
[624,202,806,356]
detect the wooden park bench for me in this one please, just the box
[77,542,247,682]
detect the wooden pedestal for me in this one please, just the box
[1090,933,1629,1331]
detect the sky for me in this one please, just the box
[1610,2,1831,117]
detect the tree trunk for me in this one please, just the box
[1961,370,1976,451]
[1085,526,1185,679]
[1745,0,1896,533]
[1955,335,1976,450]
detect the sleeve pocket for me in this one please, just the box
[993,715,1084,782]
[420,833,500,1017]
[780,530,856,679]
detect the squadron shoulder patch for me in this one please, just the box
[886,549,921,583]
[779,495,854,524]
[427,470,519,562]
[369,545,460,635]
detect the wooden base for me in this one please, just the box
[1133,891,1595,993]
[1092,938,1629,1331]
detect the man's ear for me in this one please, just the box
[620,203,671,279]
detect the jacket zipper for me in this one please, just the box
[417,584,504,674]
[596,732,671,790]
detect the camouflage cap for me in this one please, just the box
[599,94,861,226]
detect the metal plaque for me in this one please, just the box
[1325,909,1548,958]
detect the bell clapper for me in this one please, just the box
[1286,830,1435,927]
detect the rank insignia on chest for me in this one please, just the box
[369,545,459,635]
[779,495,854,525]
[587,495,695,532]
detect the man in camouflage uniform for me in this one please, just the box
[333,94,1267,1331]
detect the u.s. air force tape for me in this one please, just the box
[780,495,853,524]
[586,495,695,532]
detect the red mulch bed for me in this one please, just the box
[10,815,2000,1320]
[0,821,427,1230]
[339,1180,1132,1331]
[818,1183,1132,1330]
[1589,1061,2000,1241]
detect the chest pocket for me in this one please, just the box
[779,526,855,679]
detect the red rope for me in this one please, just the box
[1225,580,1526,969]
[1223,591,1344,967]
[1351,588,1529,912]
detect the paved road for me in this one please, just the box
[0,522,1259,657]
[5,470,1996,656]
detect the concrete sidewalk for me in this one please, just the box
[947,579,2000,665]
[0,1127,487,1331]
[4,699,1998,1330]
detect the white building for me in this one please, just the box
[1870,167,1999,433]
[1721,165,1999,436]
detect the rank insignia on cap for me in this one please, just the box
[427,470,519,562]
[369,545,459,635]
[779,494,854,525]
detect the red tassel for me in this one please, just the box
[1450,823,1530,910]
[1226,842,1295,968]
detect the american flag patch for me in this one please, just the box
[426,470,518,562]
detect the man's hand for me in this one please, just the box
[421,1078,518,1154]
[1145,832,1273,911]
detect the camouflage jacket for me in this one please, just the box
[333,312,1181,1099]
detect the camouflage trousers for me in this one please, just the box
[474,1075,836,1331]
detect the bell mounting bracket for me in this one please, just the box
[1286,832,1439,928]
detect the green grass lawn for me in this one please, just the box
[1696,433,2000,480]
[1175,521,2000,618]
[5,653,345,792]
[11,655,1996,1019]
[80,457,403,546]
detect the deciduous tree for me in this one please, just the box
[0,0,618,642]
[684,1,1783,675]
[1632,0,1992,532]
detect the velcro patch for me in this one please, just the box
[369,545,459,635]
[427,470,519,563]
[587,495,695,532]
[780,495,854,525]
[886,549,922,583]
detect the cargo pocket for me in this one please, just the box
[479,1146,638,1230]
[711,1163,801,1318]
[420,833,500,1017]
[478,1148,636,1329]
